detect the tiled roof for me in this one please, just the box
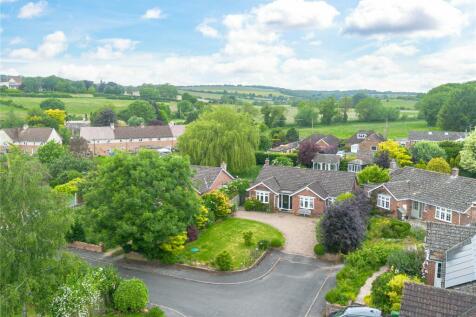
[191,165,233,194]
[80,125,173,141]
[408,131,468,142]
[252,165,355,198]
[400,283,476,317]
[425,222,476,254]
[3,127,54,143]
[269,141,299,152]
[169,124,186,138]
[381,167,476,212]
[311,153,341,164]
[347,130,384,145]
[304,134,340,147]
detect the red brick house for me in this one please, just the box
[368,167,476,225]
[303,134,340,154]
[424,222,476,292]
[246,164,357,217]
[191,163,234,195]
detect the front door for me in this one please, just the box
[434,261,442,287]
[411,201,423,219]
[279,194,292,211]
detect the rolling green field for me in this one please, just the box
[0,96,133,119]
[180,85,286,97]
[297,120,430,139]
[382,98,417,110]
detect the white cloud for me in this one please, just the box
[0,0,17,3]
[9,36,24,45]
[196,19,220,38]
[141,7,162,20]
[344,0,467,38]
[375,43,419,56]
[85,38,138,60]
[18,1,47,19]
[252,0,339,29]
[9,31,66,59]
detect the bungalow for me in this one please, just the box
[246,163,357,217]
[0,125,62,154]
[425,222,476,291]
[347,152,373,173]
[311,153,341,171]
[406,130,467,146]
[191,163,234,195]
[400,283,476,317]
[79,124,176,156]
[269,141,299,153]
[368,167,476,225]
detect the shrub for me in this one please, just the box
[257,239,270,250]
[243,231,253,246]
[409,227,425,242]
[426,157,451,174]
[159,232,188,254]
[272,156,294,166]
[195,204,211,229]
[335,192,354,202]
[202,191,232,219]
[255,151,298,165]
[368,217,411,239]
[215,251,233,271]
[187,225,198,242]
[270,238,283,248]
[314,244,325,256]
[113,278,149,313]
[148,307,165,317]
[357,165,390,185]
[387,248,425,277]
[244,198,269,212]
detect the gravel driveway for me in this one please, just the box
[235,210,317,257]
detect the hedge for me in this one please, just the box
[255,151,298,165]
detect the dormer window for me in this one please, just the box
[357,133,367,139]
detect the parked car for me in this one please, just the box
[330,306,382,317]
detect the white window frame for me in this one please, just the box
[357,133,367,139]
[435,206,452,223]
[299,196,314,210]
[377,194,391,210]
[256,190,269,204]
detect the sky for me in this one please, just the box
[0,0,475,92]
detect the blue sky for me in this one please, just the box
[0,0,475,91]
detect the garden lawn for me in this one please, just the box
[298,120,430,139]
[182,218,284,270]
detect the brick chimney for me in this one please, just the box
[451,167,459,178]
[264,158,270,166]
[220,161,227,171]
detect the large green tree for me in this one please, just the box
[294,101,318,127]
[261,105,286,128]
[83,151,200,259]
[416,83,460,126]
[437,84,476,131]
[0,152,72,316]
[179,107,259,173]
[319,97,338,125]
[120,100,156,123]
[410,141,446,163]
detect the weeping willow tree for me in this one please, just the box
[178,107,259,173]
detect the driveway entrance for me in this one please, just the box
[235,210,317,257]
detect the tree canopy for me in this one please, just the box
[40,98,65,110]
[294,101,318,127]
[119,100,156,123]
[410,141,446,163]
[91,107,116,126]
[178,107,259,173]
[357,165,390,185]
[459,129,476,173]
[0,152,71,315]
[426,157,451,174]
[83,151,200,259]
[261,105,286,128]
[378,141,412,166]
[355,97,399,122]
[319,97,338,125]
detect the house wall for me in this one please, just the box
[371,187,471,225]
[359,138,380,153]
[88,139,175,156]
[248,184,277,212]
[209,170,234,192]
[291,188,326,217]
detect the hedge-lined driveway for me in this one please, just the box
[235,210,318,257]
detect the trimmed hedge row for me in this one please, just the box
[255,151,298,165]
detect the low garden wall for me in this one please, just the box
[69,241,104,253]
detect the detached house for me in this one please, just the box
[346,130,385,154]
[303,134,340,154]
[80,124,176,156]
[0,125,62,154]
[311,153,341,171]
[191,163,234,195]
[424,222,476,292]
[247,164,357,216]
[368,167,476,225]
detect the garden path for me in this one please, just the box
[355,265,389,304]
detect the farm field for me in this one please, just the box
[0,96,135,119]
[297,120,430,139]
[382,98,417,110]
[180,85,286,97]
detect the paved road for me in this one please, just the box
[74,249,340,317]
[235,211,318,257]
